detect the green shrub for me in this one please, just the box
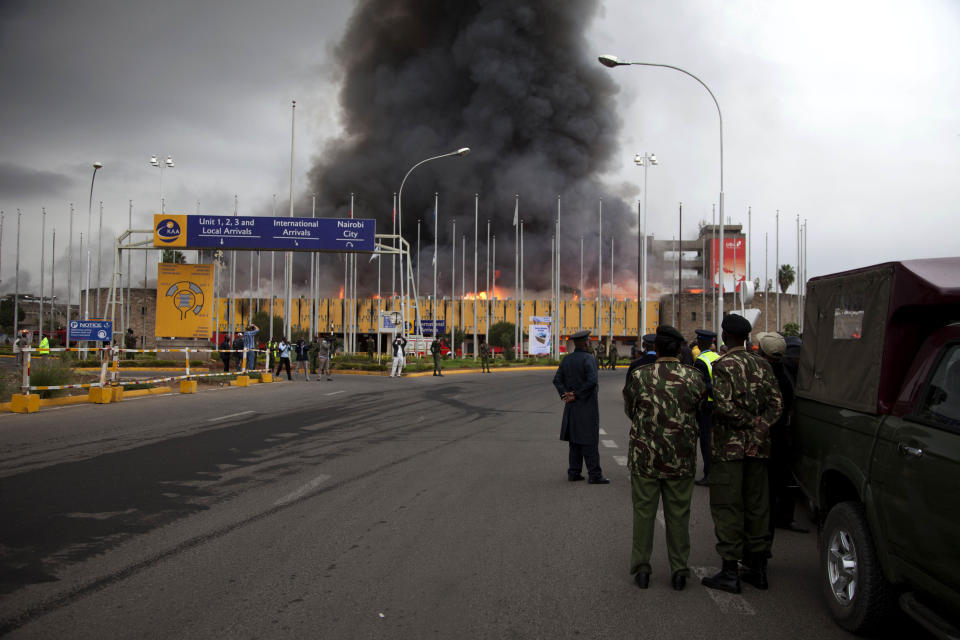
[30,358,76,398]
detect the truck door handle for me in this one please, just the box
[898,443,924,458]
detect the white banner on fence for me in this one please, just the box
[528,324,551,356]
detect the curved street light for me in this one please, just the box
[396,147,470,338]
[598,54,726,332]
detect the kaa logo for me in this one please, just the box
[155,218,182,243]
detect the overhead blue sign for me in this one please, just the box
[69,320,113,342]
[155,215,376,252]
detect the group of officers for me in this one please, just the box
[553,314,799,594]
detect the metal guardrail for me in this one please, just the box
[17,346,269,393]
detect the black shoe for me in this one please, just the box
[588,476,610,484]
[672,573,687,591]
[694,476,710,486]
[634,571,650,589]
[568,474,585,482]
[740,553,769,590]
[701,560,741,594]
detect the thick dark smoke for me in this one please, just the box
[307,0,639,298]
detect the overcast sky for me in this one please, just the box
[1,0,957,298]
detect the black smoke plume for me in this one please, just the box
[307,0,639,298]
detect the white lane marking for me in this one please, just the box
[599,428,608,435]
[325,390,345,396]
[691,567,756,615]
[613,456,628,466]
[274,474,332,506]
[601,439,617,448]
[207,410,255,422]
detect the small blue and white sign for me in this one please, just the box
[69,320,113,342]
[419,320,446,335]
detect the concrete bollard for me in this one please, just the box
[11,393,40,413]
[234,375,250,387]
[179,380,198,394]
[110,386,124,402]
[259,373,273,383]
[88,387,112,404]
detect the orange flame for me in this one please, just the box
[338,286,344,299]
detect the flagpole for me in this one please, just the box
[473,194,478,361]
[14,210,21,338]
[776,209,780,331]
[392,193,397,310]
[579,236,583,331]
[462,234,466,357]
[492,234,496,343]
[50,228,56,337]
[433,193,438,338]
[555,195,561,359]
[40,208,46,335]
[450,218,456,356]
[520,219,524,359]
[597,199,602,341]
[513,194,519,359]
[485,218,490,344]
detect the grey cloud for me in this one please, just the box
[0,162,76,199]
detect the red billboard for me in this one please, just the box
[711,238,746,291]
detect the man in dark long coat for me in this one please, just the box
[553,330,610,484]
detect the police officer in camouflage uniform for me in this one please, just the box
[431,336,444,376]
[623,325,707,591]
[701,315,783,594]
[607,341,619,370]
[479,339,491,373]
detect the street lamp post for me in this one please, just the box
[149,155,174,214]
[599,55,725,328]
[397,147,470,339]
[84,162,103,323]
[634,152,657,337]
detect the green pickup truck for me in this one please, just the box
[793,258,960,637]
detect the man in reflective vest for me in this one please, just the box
[693,329,719,486]
[37,333,50,356]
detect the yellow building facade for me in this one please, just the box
[212,297,660,340]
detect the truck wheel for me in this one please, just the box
[821,501,895,634]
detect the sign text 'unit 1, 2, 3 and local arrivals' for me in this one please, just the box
[152,214,376,252]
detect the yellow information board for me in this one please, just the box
[156,263,214,338]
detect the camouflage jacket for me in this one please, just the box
[623,358,707,479]
[711,346,784,461]
[479,342,490,357]
[431,340,442,356]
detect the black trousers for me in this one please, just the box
[568,442,602,480]
[221,355,231,372]
[275,357,291,379]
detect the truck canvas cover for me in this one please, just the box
[797,258,960,414]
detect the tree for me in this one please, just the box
[161,250,187,264]
[778,264,795,294]
[252,310,284,341]
[489,321,516,359]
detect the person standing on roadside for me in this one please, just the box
[317,335,333,381]
[274,336,292,380]
[294,337,310,381]
[242,323,259,371]
[693,329,719,486]
[701,315,783,595]
[231,332,244,371]
[754,332,806,534]
[390,333,407,378]
[219,334,231,372]
[623,325,706,591]
[308,335,320,376]
[479,338,491,373]
[431,336,444,377]
[607,341,619,371]
[553,330,609,485]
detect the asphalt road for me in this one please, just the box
[0,368,928,639]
